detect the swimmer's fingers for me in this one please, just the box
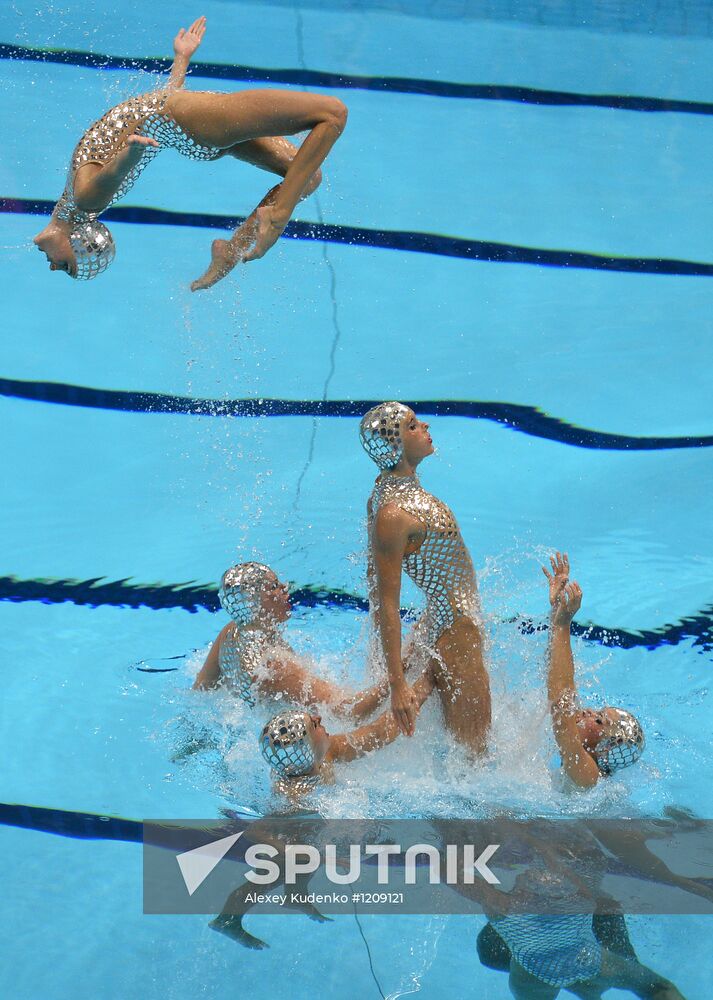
[393,705,415,737]
[188,16,207,38]
[549,551,569,577]
[541,564,553,582]
[127,134,160,148]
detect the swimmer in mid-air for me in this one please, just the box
[543,552,645,788]
[361,402,491,754]
[33,16,346,285]
[193,562,389,721]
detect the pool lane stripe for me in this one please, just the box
[1,574,711,654]
[2,42,713,117]
[6,197,713,276]
[2,377,712,452]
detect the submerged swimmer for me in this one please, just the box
[361,402,491,754]
[193,562,389,721]
[33,16,346,286]
[259,662,435,795]
[543,552,645,789]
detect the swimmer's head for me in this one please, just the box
[34,223,78,277]
[69,221,116,280]
[577,707,645,775]
[359,403,433,470]
[260,710,329,779]
[219,562,291,627]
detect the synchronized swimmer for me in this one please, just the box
[34,16,346,286]
[191,405,644,799]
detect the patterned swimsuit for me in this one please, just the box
[55,89,222,224]
[368,473,480,645]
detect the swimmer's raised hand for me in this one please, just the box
[542,550,569,608]
[174,16,207,58]
[550,581,582,627]
[391,678,419,737]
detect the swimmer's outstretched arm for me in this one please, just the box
[261,654,388,721]
[543,553,600,789]
[326,665,435,765]
[167,17,207,91]
[72,19,206,213]
[335,678,391,722]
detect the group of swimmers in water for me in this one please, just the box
[195,401,645,796]
[33,17,673,996]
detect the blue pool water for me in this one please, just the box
[2,1,713,997]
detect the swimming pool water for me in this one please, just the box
[2,1,712,997]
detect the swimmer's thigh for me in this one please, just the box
[433,618,491,751]
[508,959,560,1000]
[166,90,344,148]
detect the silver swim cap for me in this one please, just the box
[69,221,115,280]
[219,562,273,627]
[593,709,645,774]
[359,402,410,470]
[260,711,316,779]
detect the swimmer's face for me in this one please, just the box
[400,410,434,466]
[306,712,330,765]
[576,707,622,753]
[33,229,77,277]
[260,571,292,623]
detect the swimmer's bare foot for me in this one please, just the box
[209,914,268,950]
[190,239,239,292]
[241,205,288,263]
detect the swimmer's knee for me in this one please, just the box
[323,97,348,133]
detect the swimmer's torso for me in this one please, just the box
[368,473,479,643]
[57,89,222,223]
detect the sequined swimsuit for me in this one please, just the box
[368,473,480,645]
[218,623,277,707]
[55,89,222,224]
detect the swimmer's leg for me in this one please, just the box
[508,959,559,999]
[210,912,269,950]
[591,914,637,960]
[210,881,270,949]
[169,90,346,286]
[476,921,513,973]
[578,948,687,1000]
[191,137,323,291]
[433,618,491,757]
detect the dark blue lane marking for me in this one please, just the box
[2,42,713,116]
[0,801,143,843]
[2,377,712,451]
[7,197,713,276]
[1,575,711,654]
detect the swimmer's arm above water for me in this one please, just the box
[326,665,435,765]
[167,17,207,91]
[372,504,423,737]
[192,622,233,689]
[543,554,600,789]
[73,135,160,214]
[260,655,388,721]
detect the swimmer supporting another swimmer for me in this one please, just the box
[194,561,389,721]
[259,660,435,798]
[34,16,346,286]
[361,402,491,754]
